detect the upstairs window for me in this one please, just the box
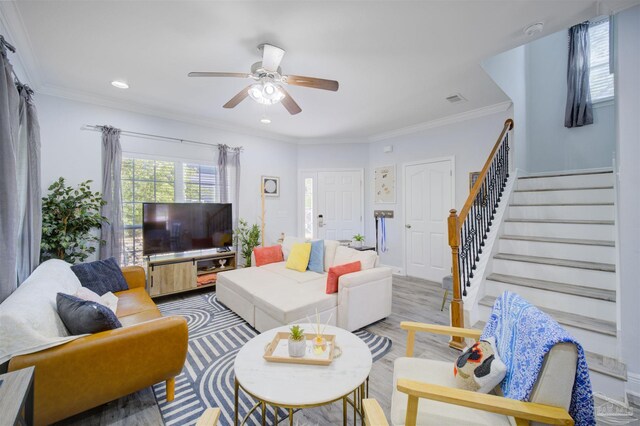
[589,19,614,102]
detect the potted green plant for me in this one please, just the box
[40,177,108,264]
[233,218,261,267]
[288,325,306,358]
[352,233,365,248]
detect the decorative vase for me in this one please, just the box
[288,338,306,358]
[312,336,327,355]
[352,240,363,248]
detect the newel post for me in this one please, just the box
[448,209,466,350]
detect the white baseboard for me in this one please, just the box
[381,264,404,276]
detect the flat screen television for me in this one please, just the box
[142,203,233,256]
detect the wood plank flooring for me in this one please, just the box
[55,276,639,425]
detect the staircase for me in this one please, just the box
[475,169,627,397]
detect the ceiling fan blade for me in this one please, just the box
[188,72,251,78]
[279,87,302,115]
[223,85,251,109]
[261,43,285,72]
[284,75,339,92]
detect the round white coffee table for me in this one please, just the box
[234,323,373,425]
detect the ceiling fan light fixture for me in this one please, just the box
[248,81,285,105]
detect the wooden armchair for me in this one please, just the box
[196,408,221,425]
[363,322,576,426]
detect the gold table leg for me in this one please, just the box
[289,408,294,426]
[261,402,266,426]
[234,378,239,426]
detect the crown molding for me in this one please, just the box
[0,2,44,89]
[297,136,368,145]
[37,83,299,144]
[368,100,513,142]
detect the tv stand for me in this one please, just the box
[145,248,236,298]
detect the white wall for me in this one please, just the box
[482,46,528,172]
[614,5,640,399]
[526,30,616,172]
[366,110,512,271]
[36,94,299,249]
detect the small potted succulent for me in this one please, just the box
[352,234,365,248]
[288,325,307,358]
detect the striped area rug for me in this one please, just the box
[152,292,392,426]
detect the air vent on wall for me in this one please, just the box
[446,93,467,103]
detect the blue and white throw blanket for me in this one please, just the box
[481,292,595,425]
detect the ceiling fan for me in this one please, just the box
[188,43,339,115]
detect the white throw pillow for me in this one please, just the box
[282,236,307,260]
[332,246,377,270]
[74,287,119,314]
[323,240,340,272]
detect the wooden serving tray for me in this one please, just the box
[263,332,336,366]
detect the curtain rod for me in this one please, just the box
[83,125,242,151]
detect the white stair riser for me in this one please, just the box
[503,222,615,240]
[512,188,614,204]
[477,304,618,358]
[485,280,616,321]
[492,258,615,290]
[499,239,615,264]
[590,371,628,401]
[517,173,613,190]
[509,205,614,221]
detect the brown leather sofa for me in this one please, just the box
[8,266,188,425]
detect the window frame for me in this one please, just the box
[588,18,614,104]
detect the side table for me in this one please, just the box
[0,366,35,426]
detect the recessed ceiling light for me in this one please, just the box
[524,22,544,37]
[111,80,129,89]
[260,117,271,125]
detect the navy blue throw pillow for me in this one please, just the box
[71,257,128,296]
[56,293,122,335]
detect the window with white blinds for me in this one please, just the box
[121,156,227,265]
[589,19,614,102]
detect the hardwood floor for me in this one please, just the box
[55,276,639,425]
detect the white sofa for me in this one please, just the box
[216,237,393,332]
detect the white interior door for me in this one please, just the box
[316,171,363,240]
[404,159,453,282]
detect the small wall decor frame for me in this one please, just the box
[469,171,481,191]
[374,165,396,203]
[262,176,280,197]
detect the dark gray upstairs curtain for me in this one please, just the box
[0,41,20,302]
[99,126,124,264]
[16,84,42,284]
[565,22,594,128]
[217,144,241,230]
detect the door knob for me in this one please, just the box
[405,224,412,229]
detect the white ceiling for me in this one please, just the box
[1,1,635,141]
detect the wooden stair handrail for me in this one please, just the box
[457,118,513,225]
[448,118,513,350]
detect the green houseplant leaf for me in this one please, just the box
[233,218,262,267]
[40,177,108,264]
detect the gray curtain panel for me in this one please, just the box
[99,126,124,264]
[0,43,21,303]
[217,144,241,229]
[565,22,594,128]
[16,84,42,284]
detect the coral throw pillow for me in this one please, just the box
[454,336,507,393]
[285,243,312,272]
[254,245,284,267]
[326,261,361,294]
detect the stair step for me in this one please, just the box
[500,235,615,247]
[585,352,628,381]
[510,202,614,206]
[514,186,613,193]
[493,253,616,272]
[487,273,616,302]
[479,295,617,336]
[505,218,614,225]
[471,321,625,380]
[518,170,613,179]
